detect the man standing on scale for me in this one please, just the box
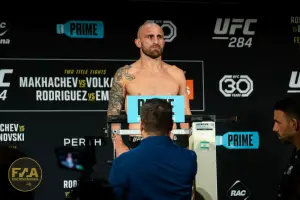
[107,21,192,157]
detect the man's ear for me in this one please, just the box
[291,118,299,131]
[135,38,141,48]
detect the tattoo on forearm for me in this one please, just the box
[108,80,124,115]
[107,65,135,115]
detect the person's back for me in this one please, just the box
[118,136,196,200]
[108,98,197,200]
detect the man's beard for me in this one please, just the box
[141,45,163,59]
[278,134,294,145]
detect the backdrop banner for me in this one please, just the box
[0,5,299,200]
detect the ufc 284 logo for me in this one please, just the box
[212,18,257,48]
[0,69,13,101]
[146,20,177,42]
[219,75,253,97]
[288,71,300,93]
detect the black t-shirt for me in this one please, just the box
[277,148,300,200]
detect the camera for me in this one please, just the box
[54,147,86,172]
[54,136,108,199]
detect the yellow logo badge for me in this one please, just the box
[8,157,42,192]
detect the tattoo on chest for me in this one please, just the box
[108,65,135,115]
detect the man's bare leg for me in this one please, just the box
[113,134,129,157]
[191,180,195,200]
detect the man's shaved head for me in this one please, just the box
[135,21,165,59]
[137,22,164,39]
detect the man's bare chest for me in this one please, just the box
[125,74,179,95]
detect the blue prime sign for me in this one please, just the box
[216,131,259,149]
[126,95,185,123]
[56,20,104,39]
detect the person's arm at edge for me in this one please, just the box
[176,67,192,147]
[191,150,198,200]
[108,158,128,200]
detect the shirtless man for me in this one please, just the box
[107,22,192,157]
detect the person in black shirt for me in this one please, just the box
[273,95,300,200]
[0,146,35,200]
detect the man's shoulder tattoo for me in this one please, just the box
[115,65,135,82]
[107,65,135,115]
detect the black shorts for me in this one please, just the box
[128,135,190,149]
[173,123,190,148]
[173,135,190,148]
[128,136,143,149]
[124,123,190,149]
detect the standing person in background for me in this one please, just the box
[107,21,192,158]
[273,95,300,200]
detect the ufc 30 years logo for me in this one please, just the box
[219,75,253,97]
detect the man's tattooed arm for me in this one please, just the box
[108,80,125,115]
[107,66,135,130]
[107,65,135,129]
[108,67,126,116]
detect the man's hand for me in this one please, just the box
[112,133,130,157]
